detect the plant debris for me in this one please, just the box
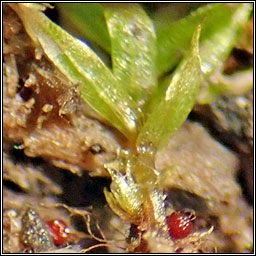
[3,4,253,253]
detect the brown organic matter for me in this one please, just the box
[3,4,253,253]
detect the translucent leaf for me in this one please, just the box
[137,26,202,152]
[104,3,157,108]
[104,167,143,218]
[11,3,142,138]
[56,3,111,53]
[156,3,252,76]
[199,3,252,75]
[104,189,130,220]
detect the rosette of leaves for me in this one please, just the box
[10,2,252,247]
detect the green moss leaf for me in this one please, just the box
[199,3,252,75]
[11,3,142,139]
[56,3,111,53]
[104,3,157,109]
[137,26,202,151]
[156,3,252,76]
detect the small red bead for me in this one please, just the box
[166,212,193,240]
[46,219,70,245]
[175,248,183,253]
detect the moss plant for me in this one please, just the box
[9,3,252,251]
